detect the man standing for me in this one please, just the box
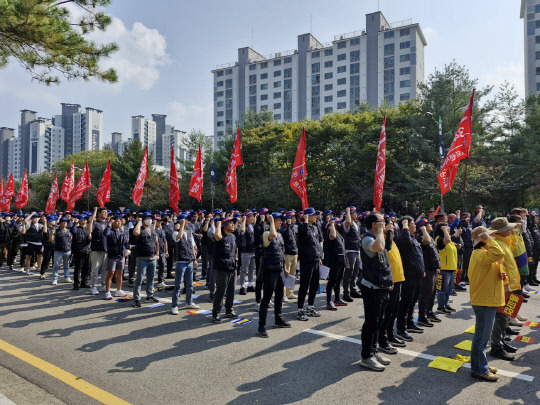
[132,213,160,308]
[50,217,72,285]
[257,213,291,337]
[296,207,322,321]
[86,207,109,295]
[154,217,170,289]
[40,215,55,279]
[71,215,91,289]
[238,211,257,295]
[341,206,362,302]
[0,214,12,269]
[417,219,441,327]
[281,210,298,300]
[104,216,129,300]
[212,217,238,323]
[359,212,393,371]
[20,213,43,275]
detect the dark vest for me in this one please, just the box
[156,229,167,254]
[360,231,393,288]
[54,229,72,252]
[239,225,256,253]
[0,223,11,243]
[135,228,157,257]
[25,224,42,243]
[71,226,90,254]
[298,223,321,262]
[326,231,346,266]
[343,222,360,251]
[280,224,298,255]
[175,229,195,262]
[214,233,236,272]
[261,232,285,271]
[91,221,107,251]
[106,229,127,259]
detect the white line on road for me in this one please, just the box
[303,328,535,382]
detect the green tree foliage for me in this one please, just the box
[0,0,118,84]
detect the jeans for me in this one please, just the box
[258,269,284,330]
[297,260,320,309]
[212,270,235,316]
[172,261,194,307]
[471,306,497,374]
[52,250,71,280]
[239,252,256,287]
[491,312,510,349]
[360,284,389,359]
[90,251,108,287]
[343,251,361,294]
[156,252,167,283]
[133,259,156,301]
[437,270,454,308]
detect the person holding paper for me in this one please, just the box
[468,225,505,381]
[257,213,292,338]
[325,217,348,310]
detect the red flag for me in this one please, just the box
[61,161,75,203]
[225,126,243,203]
[434,205,441,216]
[290,127,309,210]
[15,170,29,209]
[0,174,15,211]
[0,177,3,213]
[96,160,111,207]
[189,144,204,203]
[45,173,60,214]
[131,146,148,207]
[67,160,91,211]
[373,113,387,212]
[169,146,180,213]
[438,90,475,196]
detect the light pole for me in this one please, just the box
[425,112,445,214]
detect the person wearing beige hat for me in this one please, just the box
[489,217,520,361]
[468,226,505,381]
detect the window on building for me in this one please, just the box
[225,69,232,75]
[217,111,224,117]
[260,105,268,111]
[400,54,411,62]
[273,92,282,99]
[324,61,333,68]
[284,79,292,89]
[217,101,224,107]
[274,102,281,109]
[337,90,346,97]
[400,80,411,88]
[337,41,346,49]
[384,43,395,56]
[384,56,394,69]
[312,63,320,73]
[324,107,334,114]
[284,68,292,78]
[216,91,224,97]
[324,72,333,79]
[261,73,268,79]
[537,83,540,91]
[324,49,333,56]
[260,83,268,90]
[350,75,359,86]
[261,62,268,69]
[217,81,224,87]
[284,56,292,64]
[537,51,540,60]
[260,94,268,100]
[274,59,281,66]
[312,51,320,58]
[225,89,233,99]
[337,53,346,61]
[400,93,410,101]
[312,74,320,85]
[536,67,540,75]
[384,69,394,82]
[284,90,292,101]
[249,74,257,84]
[536,35,540,44]
[337,78,347,85]
[217,121,224,127]
[249,64,256,70]
[312,86,320,96]
[217,71,224,77]
[337,102,346,109]
[400,28,410,36]
[350,37,360,46]
[274,114,282,120]
[226,79,233,88]
[249,85,257,95]
[324,95,333,103]
[384,31,395,39]
[274,70,281,77]
[274,81,281,88]
[385,95,395,103]
[400,41,411,49]
[350,50,360,62]
[324,84,333,91]
[384,82,394,95]
[337,66,346,73]
[400,67,411,75]
[536,4,540,12]
[350,63,360,74]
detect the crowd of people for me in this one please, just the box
[0,204,539,381]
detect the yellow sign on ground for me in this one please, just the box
[428,357,464,373]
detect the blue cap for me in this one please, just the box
[416,219,429,230]
[221,217,237,227]
[141,212,154,219]
[46,215,56,222]
[245,210,254,217]
[324,210,333,216]
[348,206,357,213]
[59,217,69,223]
[304,207,316,216]
[258,208,268,215]
[389,212,397,218]
[271,212,285,220]
[285,210,296,218]
[177,213,188,220]
[233,213,242,218]
[214,209,222,215]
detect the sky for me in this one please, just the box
[0,0,525,144]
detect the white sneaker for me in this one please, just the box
[282,296,290,302]
[171,307,179,315]
[92,287,99,295]
[114,290,126,297]
[157,282,169,288]
[40,275,45,280]
[26,269,31,275]
[64,278,73,283]
[375,353,391,366]
[186,303,200,309]
[20,268,26,273]
[255,303,260,312]
[99,285,106,292]
[449,299,454,303]
[360,357,385,371]
[516,313,528,322]
[52,280,58,286]
[508,318,523,327]
[523,284,533,292]
[105,292,112,300]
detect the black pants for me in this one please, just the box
[157,253,166,283]
[326,263,344,303]
[396,276,422,332]
[0,242,11,266]
[255,253,263,303]
[73,252,90,287]
[40,246,54,275]
[166,245,174,276]
[418,271,437,319]
[212,270,235,316]
[8,240,20,267]
[360,284,389,359]
[128,251,137,280]
[462,247,473,281]
[259,269,284,329]
[20,245,27,267]
[201,245,209,277]
[379,281,402,345]
[297,260,320,309]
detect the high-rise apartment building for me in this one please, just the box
[212,11,426,147]
[521,0,540,97]
[161,126,188,170]
[152,114,167,166]
[73,107,103,153]
[0,127,15,178]
[60,103,80,156]
[28,118,64,175]
[131,115,157,160]
[18,109,37,178]
[7,136,21,180]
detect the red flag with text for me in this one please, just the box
[15,170,28,209]
[96,160,111,207]
[438,90,475,196]
[169,146,180,213]
[61,161,75,203]
[225,126,243,203]
[45,173,60,214]
[290,128,309,210]
[0,174,15,211]
[189,144,204,203]
[67,160,91,211]
[373,113,387,212]
[131,146,148,207]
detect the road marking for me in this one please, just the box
[303,329,535,382]
[0,339,132,405]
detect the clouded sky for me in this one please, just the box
[0,0,524,144]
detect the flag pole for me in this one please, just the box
[461,157,469,212]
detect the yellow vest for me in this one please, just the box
[493,234,521,291]
[468,239,506,307]
[436,236,458,270]
[387,240,405,283]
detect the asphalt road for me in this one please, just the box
[0,266,539,405]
